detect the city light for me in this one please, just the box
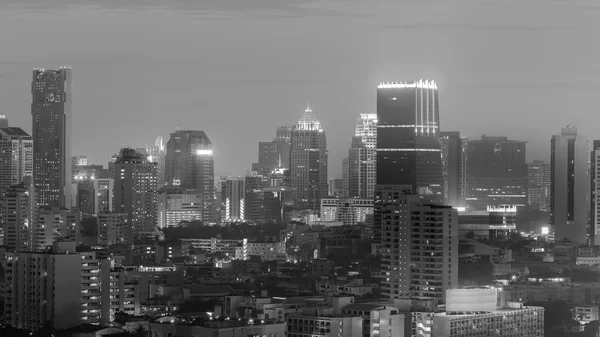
[196,149,213,155]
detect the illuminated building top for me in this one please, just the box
[295,103,322,131]
[378,79,437,90]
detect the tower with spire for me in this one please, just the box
[290,103,328,212]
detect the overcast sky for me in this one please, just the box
[0,0,597,176]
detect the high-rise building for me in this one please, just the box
[466,136,527,210]
[378,185,458,301]
[591,141,600,245]
[290,104,328,211]
[320,198,373,226]
[4,250,82,331]
[157,186,203,228]
[221,177,245,222]
[146,136,166,187]
[0,121,33,197]
[376,81,443,202]
[165,130,215,223]
[2,177,36,252]
[440,132,468,207]
[97,213,128,245]
[551,127,589,244]
[348,113,377,199]
[72,176,114,215]
[244,174,265,222]
[113,148,158,239]
[253,126,292,176]
[342,157,350,197]
[31,67,72,208]
[528,160,551,211]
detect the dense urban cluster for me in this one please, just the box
[0,70,597,337]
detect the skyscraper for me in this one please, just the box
[244,174,265,222]
[165,130,215,222]
[0,119,33,197]
[221,177,245,222]
[376,81,443,202]
[290,104,328,211]
[2,177,36,252]
[146,136,166,188]
[348,114,377,199]
[528,160,551,211]
[378,185,458,301]
[113,148,158,239]
[31,67,72,208]
[591,141,600,245]
[253,126,292,175]
[440,131,468,207]
[466,136,528,210]
[551,127,589,244]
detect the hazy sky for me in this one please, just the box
[0,0,597,176]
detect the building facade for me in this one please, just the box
[146,136,166,188]
[165,130,215,223]
[158,186,203,228]
[320,198,374,226]
[2,177,36,252]
[221,178,245,222]
[290,104,328,212]
[440,131,468,207]
[528,160,551,211]
[551,127,589,244]
[0,123,33,197]
[31,67,72,208]
[348,113,377,199]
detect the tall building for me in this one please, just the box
[252,126,292,175]
[348,113,377,199]
[376,81,443,202]
[378,185,458,301]
[244,174,265,222]
[2,177,36,252]
[528,160,551,211]
[440,132,468,207]
[290,104,328,211]
[342,157,350,197]
[551,127,589,244]
[221,177,245,222]
[97,213,128,245]
[0,121,33,197]
[146,136,166,187]
[165,130,215,223]
[466,136,527,210]
[113,148,158,239]
[592,141,600,245]
[31,67,72,208]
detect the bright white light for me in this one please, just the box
[378,80,437,90]
[454,207,466,212]
[541,226,549,235]
[196,149,213,156]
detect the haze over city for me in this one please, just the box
[0,0,596,175]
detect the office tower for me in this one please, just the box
[97,213,128,245]
[252,126,292,176]
[440,132,468,207]
[328,178,344,197]
[290,104,328,211]
[376,81,443,202]
[165,130,215,222]
[4,250,83,331]
[244,174,265,222]
[342,157,350,197]
[157,186,203,228]
[94,177,114,213]
[146,136,166,187]
[348,114,377,199]
[551,127,589,244]
[0,122,33,197]
[2,177,36,252]
[75,176,95,214]
[592,141,600,245]
[73,176,113,215]
[457,205,517,240]
[113,148,159,239]
[221,178,245,222]
[31,67,72,208]
[466,136,527,210]
[378,185,458,301]
[263,187,294,223]
[320,198,374,225]
[528,160,551,211]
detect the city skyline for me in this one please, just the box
[0,0,595,176]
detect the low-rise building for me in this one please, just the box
[149,319,286,337]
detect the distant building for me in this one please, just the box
[252,126,291,175]
[221,177,245,222]
[457,205,517,240]
[113,148,158,239]
[31,67,72,208]
[348,113,377,199]
[146,136,166,188]
[591,140,600,245]
[165,130,216,223]
[551,127,588,244]
[157,186,202,228]
[320,198,373,226]
[440,131,468,207]
[244,174,264,222]
[2,177,36,252]
[97,213,128,245]
[466,135,528,210]
[528,160,551,211]
[290,104,328,211]
[149,320,286,337]
[0,121,33,197]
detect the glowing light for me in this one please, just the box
[377,148,441,152]
[378,80,437,90]
[541,227,549,235]
[196,149,213,156]
[486,205,518,213]
[454,207,466,212]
